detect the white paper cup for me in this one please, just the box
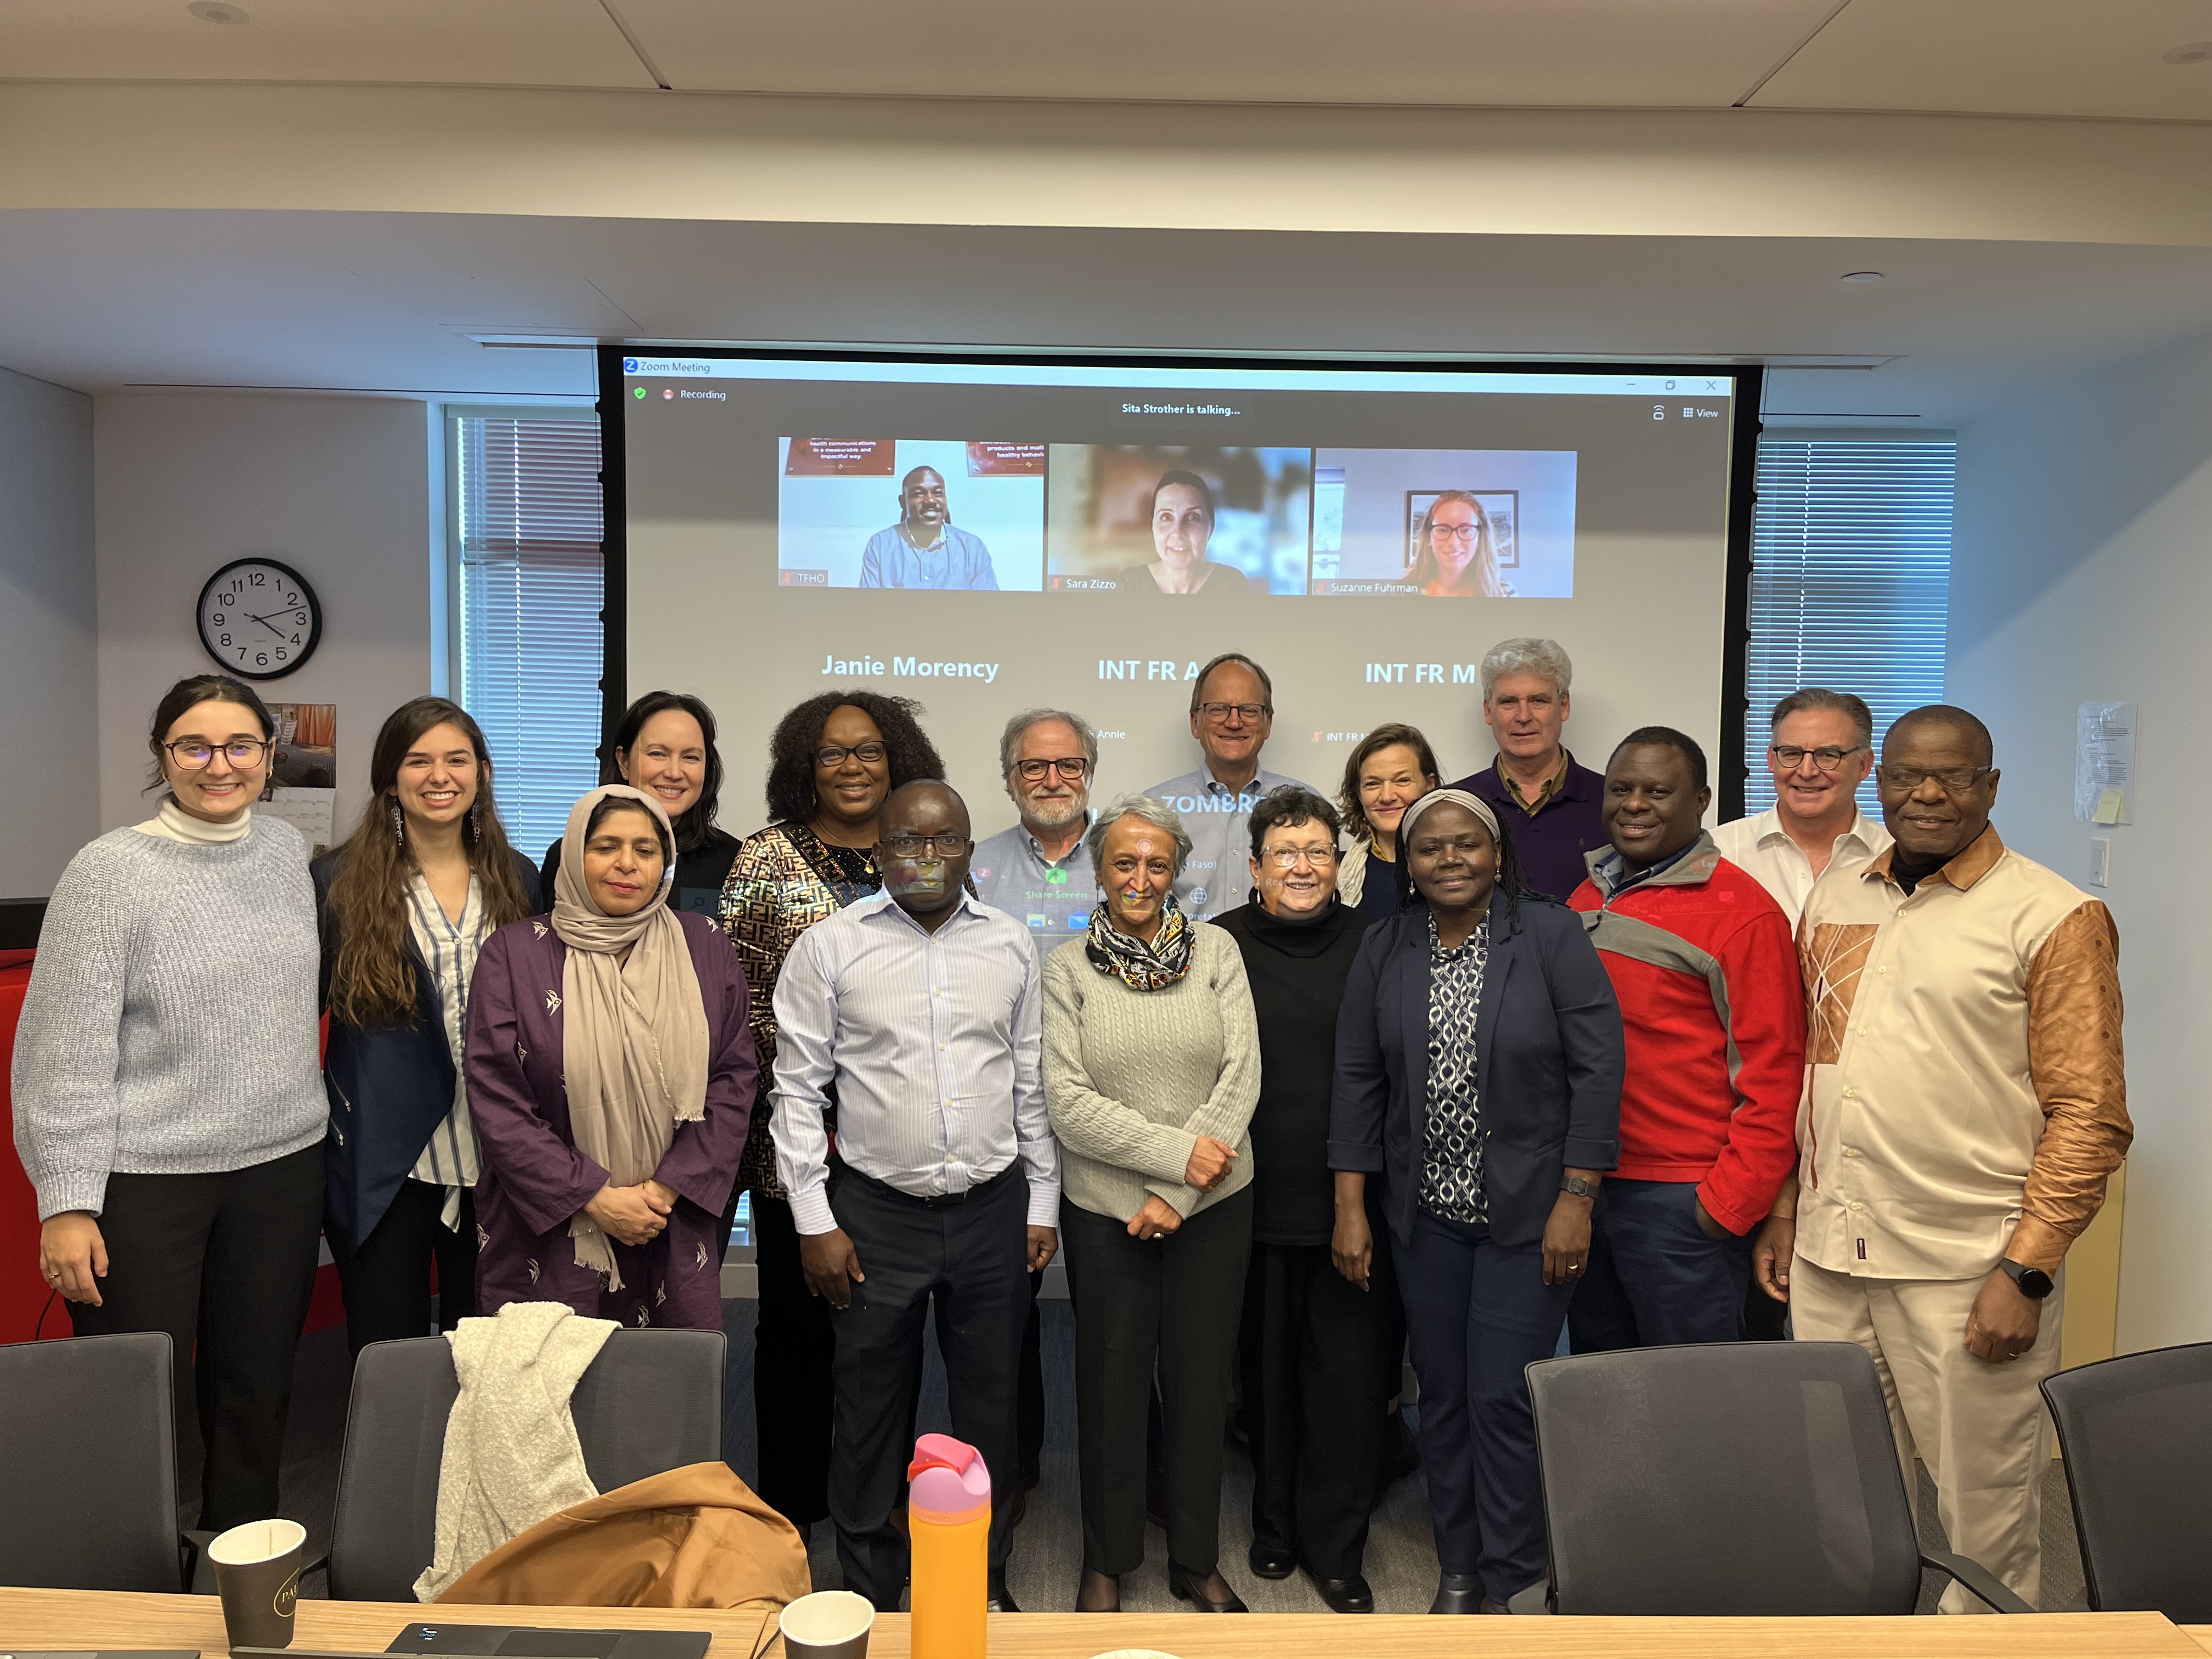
[780,1589,876,1659]
[207,1517,307,1649]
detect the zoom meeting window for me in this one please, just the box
[620,354,1746,838]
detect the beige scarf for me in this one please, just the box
[550,786,710,1291]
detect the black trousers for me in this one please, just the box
[1062,1184,1252,1578]
[329,1177,477,1357]
[826,1167,1030,1609]
[1238,1224,1398,1579]
[751,1189,837,1527]
[1018,1267,1046,1489]
[69,1142,324,1531]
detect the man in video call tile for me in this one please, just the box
[1146,653,1319,921]
[858,466,1001,590]
[972,707,1099,947]
[1448,636,1607,902]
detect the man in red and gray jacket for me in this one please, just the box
[1566,727,1805,1348]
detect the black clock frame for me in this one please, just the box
[197,557,323,681]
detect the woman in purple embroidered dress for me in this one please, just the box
[465,784,753,1330]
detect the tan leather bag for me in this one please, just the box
[433,1462,811,1610]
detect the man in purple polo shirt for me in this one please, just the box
[1447,637,1607,900]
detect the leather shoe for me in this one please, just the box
[1167,1562,1249,1612]
[1247,1542,1296,1580]
[1312,1573,1374,1613]
[1075,1568,1120,1612]
[986,1580,1020,1613]
[1430,1572,1485,1614]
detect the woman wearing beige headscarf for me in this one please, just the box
[465,785,755,1329]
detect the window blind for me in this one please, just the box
[456,414,605,855]
[1745,438,1955,814]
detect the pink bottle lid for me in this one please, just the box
[907,1432,992,1524]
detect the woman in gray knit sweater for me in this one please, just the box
[1043,795,1261,1615]
[14,674,328,1531]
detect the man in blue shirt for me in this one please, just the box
[1146,653,1319,920]
[972,708,1097,945]
[857,466,1000,590]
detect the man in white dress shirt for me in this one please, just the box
[772,780,1059,1612]
[1716,689,1891,1340]
[1713,689,1893,928]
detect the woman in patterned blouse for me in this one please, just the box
[1329,788,1623,1615]
[718,689,946,1538]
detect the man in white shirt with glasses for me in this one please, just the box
[1714,689,1893,929]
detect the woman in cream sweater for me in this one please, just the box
[1043,794,1260,1615]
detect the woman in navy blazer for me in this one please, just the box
[315,698,541,1356]
[1329,787,1623,1614]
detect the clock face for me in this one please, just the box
[198,558,322,680]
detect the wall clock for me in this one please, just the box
[196,558,323,680]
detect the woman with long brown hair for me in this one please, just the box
[1407,492,1514,598]
[316,696,539,1355]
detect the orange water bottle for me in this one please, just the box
[907,1432,990,1659]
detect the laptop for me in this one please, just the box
[236,1627,713,1659]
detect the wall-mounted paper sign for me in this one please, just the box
[2075,702,2137,825]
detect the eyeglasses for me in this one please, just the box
[1197,702,1269,725]
[1015,757,1090,782]
[881,833,973,859]
[1877,764,1993,793]
[815,741,888,769]
[1430,523,1483,543]
[1261,845,1338,870]
[164,738,271,769]
[1770,744,1864,774]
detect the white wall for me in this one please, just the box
[1949,324,2212,1355]
[0,364,95,896]
[93,392,442,840]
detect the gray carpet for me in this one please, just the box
[214,1302,2089,1611]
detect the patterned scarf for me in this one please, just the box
[1085,896,1197,991]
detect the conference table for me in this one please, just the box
[5,1590,2212,1659]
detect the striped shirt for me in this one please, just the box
[770,889,1060,1235]
[405,871,487,1228]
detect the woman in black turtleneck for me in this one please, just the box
[1212,786,1395,1615]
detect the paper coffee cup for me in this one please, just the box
[207,1517,306,1650]
[780,1589,875,1659]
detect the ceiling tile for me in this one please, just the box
[1751,0,2212,121]
[618,0,1838,106]
[0,0,658,89]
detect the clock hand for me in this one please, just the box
[242,610,291,637]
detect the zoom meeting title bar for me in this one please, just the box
[621,356,1734,399]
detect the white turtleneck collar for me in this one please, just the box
[134,797,253,845]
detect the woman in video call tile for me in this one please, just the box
[1117,470,1252,596]
[1409,491,1515,598]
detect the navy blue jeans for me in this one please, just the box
[1566,1177,1752,1352]
[1397,1209,1572,1596]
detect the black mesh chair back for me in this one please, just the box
[0,1332,184,1591]
[328,1326,726,1601]
[1526,1341,2023,1615]
[2042,1341,2212,1620]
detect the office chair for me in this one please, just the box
[326,1327,726,1601]
[0,1331,202,1592]
[1519,1340,2029,1615]
[2043,1341,2212,1621]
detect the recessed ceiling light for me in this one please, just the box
[2163,41,2212,64]
[186,1,249,21]
[1840,271,1884,284]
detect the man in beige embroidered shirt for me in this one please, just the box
[1769,704,2129,1612]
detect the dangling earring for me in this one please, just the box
[390,799,405,845]
[470,802,483,843]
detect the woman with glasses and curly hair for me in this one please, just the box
[1408,492,1514,598]
[315,697,540,1356]
[15,673,328,1531]
[718,689,947,1539]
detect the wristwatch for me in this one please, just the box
[1998,1258,2056,1300]
[1559,1175,1599,1200]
